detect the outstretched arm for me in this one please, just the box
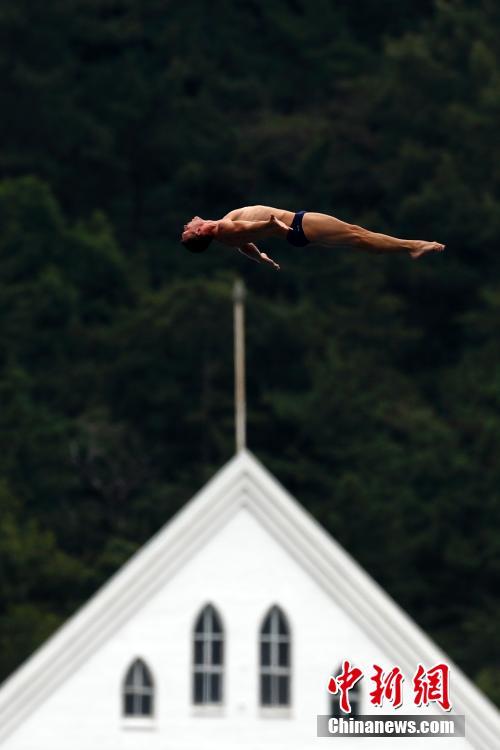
[238,243,280,270]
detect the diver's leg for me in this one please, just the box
[302,212,445,258]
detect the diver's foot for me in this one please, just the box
[409,241,445,260]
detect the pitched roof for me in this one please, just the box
[0,449,498,748]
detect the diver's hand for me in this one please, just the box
[260,251,280,271]
[269,214,290,235]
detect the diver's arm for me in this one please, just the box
[238,243,280,270]
[214,215,289,246]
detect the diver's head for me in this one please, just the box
[181,216,214,253]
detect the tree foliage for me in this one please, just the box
[0,0,498,706]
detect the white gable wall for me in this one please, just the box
[1,505,473,749]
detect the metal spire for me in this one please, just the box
[233,279,247,452]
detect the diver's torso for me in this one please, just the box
[223,205,296,225]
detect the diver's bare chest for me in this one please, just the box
[229,205,294,223]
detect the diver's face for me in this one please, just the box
[182,216,205,242]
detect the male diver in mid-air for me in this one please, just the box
[181,205,445,270]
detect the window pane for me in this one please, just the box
[194,640,204,665]
[141,665,152,688]
[278,675,289,705]
[261,641,270,666]
[212,638,223,665]
[330,696,342,718]
[125,660,140,687]
[211,610,222,634]
[124,692,135,716]
[141,693,152,716]
[261,674,272,705]
[278,641,289,667]
[194,611,204,633]
[277,609,288,635]
[350,696,360,717]
[193,672,204,704]
[134,662,144,685]
[210,672,221,703]
[330,694,359,717]
[262,613,272,635]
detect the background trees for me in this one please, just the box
[0,0,498,704]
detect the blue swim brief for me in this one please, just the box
[287,210,310,247]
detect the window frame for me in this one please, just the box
[259,605,292,714]
[192,603,225,709]
[121,657,156,728]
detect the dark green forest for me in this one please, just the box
[0,0,499,705]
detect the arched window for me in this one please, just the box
[260,605,291,706]
[123,658,154,717]
[329,664,362,718]
[193,604,224,704]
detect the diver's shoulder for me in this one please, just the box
[222,206,245,220]
[223,204,283,221]
[223,205,259,220]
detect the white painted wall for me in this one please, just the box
[1,507,471,749]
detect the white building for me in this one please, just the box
[0,450,498,749]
